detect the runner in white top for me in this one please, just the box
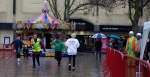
[65,33,80,71]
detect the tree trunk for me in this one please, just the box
[132,13,140,33]
[132,14,142,33]
[129,0,142,33]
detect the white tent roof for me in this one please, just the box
[140,21,150,59]
[143,21,150,30]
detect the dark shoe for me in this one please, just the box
[38,62,40,66]
[58,63,61,67]
[68,64,71,71]
[33,66,36,68]
[58,61,61,66]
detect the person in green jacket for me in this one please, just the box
[51,34,65,66]
[32,34,42,68]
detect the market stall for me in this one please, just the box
[16,0,63,57]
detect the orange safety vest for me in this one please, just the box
[126,36,137,57]
[136,39,141,52]
[126,36,137,51]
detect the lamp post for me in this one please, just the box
[13,0,16,38]
[13,0,16,15]
[140,0,144,59]
[138,0,144,32]
[139,1,143,77]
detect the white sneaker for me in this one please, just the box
[17,61,20,65]
[147,60,149,63]
[17,58,21,62]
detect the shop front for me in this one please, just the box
[0,23,14,48]
[69,18,95,52]
[99,25,132,34]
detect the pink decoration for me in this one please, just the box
[24,0,60,30]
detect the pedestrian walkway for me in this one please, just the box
[0,53,104,77]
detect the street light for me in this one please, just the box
[13,0,16,39]
[139,1,143,77]
[140,0,143,17]
[138,0,144,32]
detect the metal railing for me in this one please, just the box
[0,44,15,59]
[103,48,150,77]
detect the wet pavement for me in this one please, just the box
[0,53,104,77]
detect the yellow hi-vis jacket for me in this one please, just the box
[33,38,41,52]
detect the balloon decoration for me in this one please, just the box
[16,20,23,29]
[24,20,32,30]
[25,0,60,30]
[28,14,60,29]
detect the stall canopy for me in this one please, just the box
[26,0,59,29]
[140,21,150,59]
[29,13,55,24]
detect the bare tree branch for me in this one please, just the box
[69,3,91,16]
[128,1,134,25]
[47,0,57,17]
[144,0,150,7]
[48,0,61,19]
[68,0,76,10]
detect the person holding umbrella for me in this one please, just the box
[95,38,102,58]
[92,33,106,55]
[109,38,118,50]
[109,34,121,50]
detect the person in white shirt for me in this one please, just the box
[65,33,80,71]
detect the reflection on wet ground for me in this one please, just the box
[0,53,104,77]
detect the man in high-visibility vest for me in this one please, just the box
[32,34,42,68]
[135,33,142,58]
[126,31,138,77]
[125,31,137,57]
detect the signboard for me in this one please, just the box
[4,37,10,44]
[69,18,94,31]
[99,25,132,32]
[0,23,13,30]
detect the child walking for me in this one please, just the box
[51,34,65,66]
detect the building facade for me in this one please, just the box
[0,0,134,46]
[0,0,14,46]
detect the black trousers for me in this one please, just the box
[55,51,62,65]
[16,52,21,58]
[23,49,29,58]
[96,48,101,59]
[68,55,76,67]
[96,48,101,54]
[32,52,40,67]
[16,48,21,58]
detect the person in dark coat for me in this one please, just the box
[11,36,23,62]
[95,38,102,58]
[113,38,119,50]
[145,38,150,62]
